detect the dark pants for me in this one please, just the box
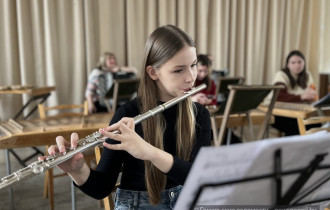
[272,116,321,136]
[94,101,108,113]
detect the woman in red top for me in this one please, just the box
[191,54,217,106]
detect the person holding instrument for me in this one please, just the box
[272,50,318,136]
[45,25,211,209]
[191,54,217,107]
[85,52,136,113]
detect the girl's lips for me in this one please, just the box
[182,88,192,93]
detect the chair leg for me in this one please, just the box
[246,112,254,141]
[104,196,111,210]
[48,168,55,210]
[109,196,115,210]
[210,116,218,143]
[44,168,55,210]
[43,170,49,198]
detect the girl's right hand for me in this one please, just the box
[39,133,85,174]
[301,88,317,101]
[191,93,208,105]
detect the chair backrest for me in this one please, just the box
[214,85,283,146]
[105,78,140,112]
[38,101,88,120]
[297,115,330,135]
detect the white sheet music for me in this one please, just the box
[175,131,330,209]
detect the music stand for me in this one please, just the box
[312,93,330,108]
[174,132,330,209]
[215,76,245,104]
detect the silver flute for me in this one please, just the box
[0,84,206,191]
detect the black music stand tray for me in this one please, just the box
[174,132,330,210]
[312,93,330,108]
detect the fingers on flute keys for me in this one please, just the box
[70,132,79,148]
[48,133,78,155]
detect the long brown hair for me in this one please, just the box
[282,50,309,89]
[137,25,196,205]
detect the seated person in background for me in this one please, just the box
[85,52,137,113]
[191,54,217,107]
[272,50,318,136]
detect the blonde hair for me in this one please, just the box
[96,52,117,70]
[137,25,196,205]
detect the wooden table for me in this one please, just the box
[0,86,57,209]
[207,106,274,146]
[259,102,330,122]
[258,102,318,119]
[0,86,56,120]
[0,113,113,149]
[0,86,57,168]
[0,112,113,210]
[212,110,273,128]
[0,86,56,96]
[258,102,330,136]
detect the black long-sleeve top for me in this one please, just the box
[78,98,211,199]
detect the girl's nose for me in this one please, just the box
[186,67,196,83]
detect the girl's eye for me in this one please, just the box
[174,69,183,73]
[191,63,197,68]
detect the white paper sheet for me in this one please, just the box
[175,131,330,209]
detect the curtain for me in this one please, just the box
[0,0,329,121]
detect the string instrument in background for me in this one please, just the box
[0,84,206,191]
[259,91,330,119]
[0,113,113,149]
[271,101,316,112]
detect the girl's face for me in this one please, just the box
[152,46,197,102]
[106,56,117,70]
[287,55,305,76]
[196,64,209,80]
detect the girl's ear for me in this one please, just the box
[146,66,159,80]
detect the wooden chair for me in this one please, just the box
[38,101,88,119]
[297,93,330,135]
[105,78,140,112]
[211,85,283,146]
[38,100,95,210]
[94,146,120,210]
[297,116,330,135]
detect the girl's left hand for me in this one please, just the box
[100,117,155,161]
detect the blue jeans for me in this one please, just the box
[114,185,182,210]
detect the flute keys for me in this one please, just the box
[33,165,44,174]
